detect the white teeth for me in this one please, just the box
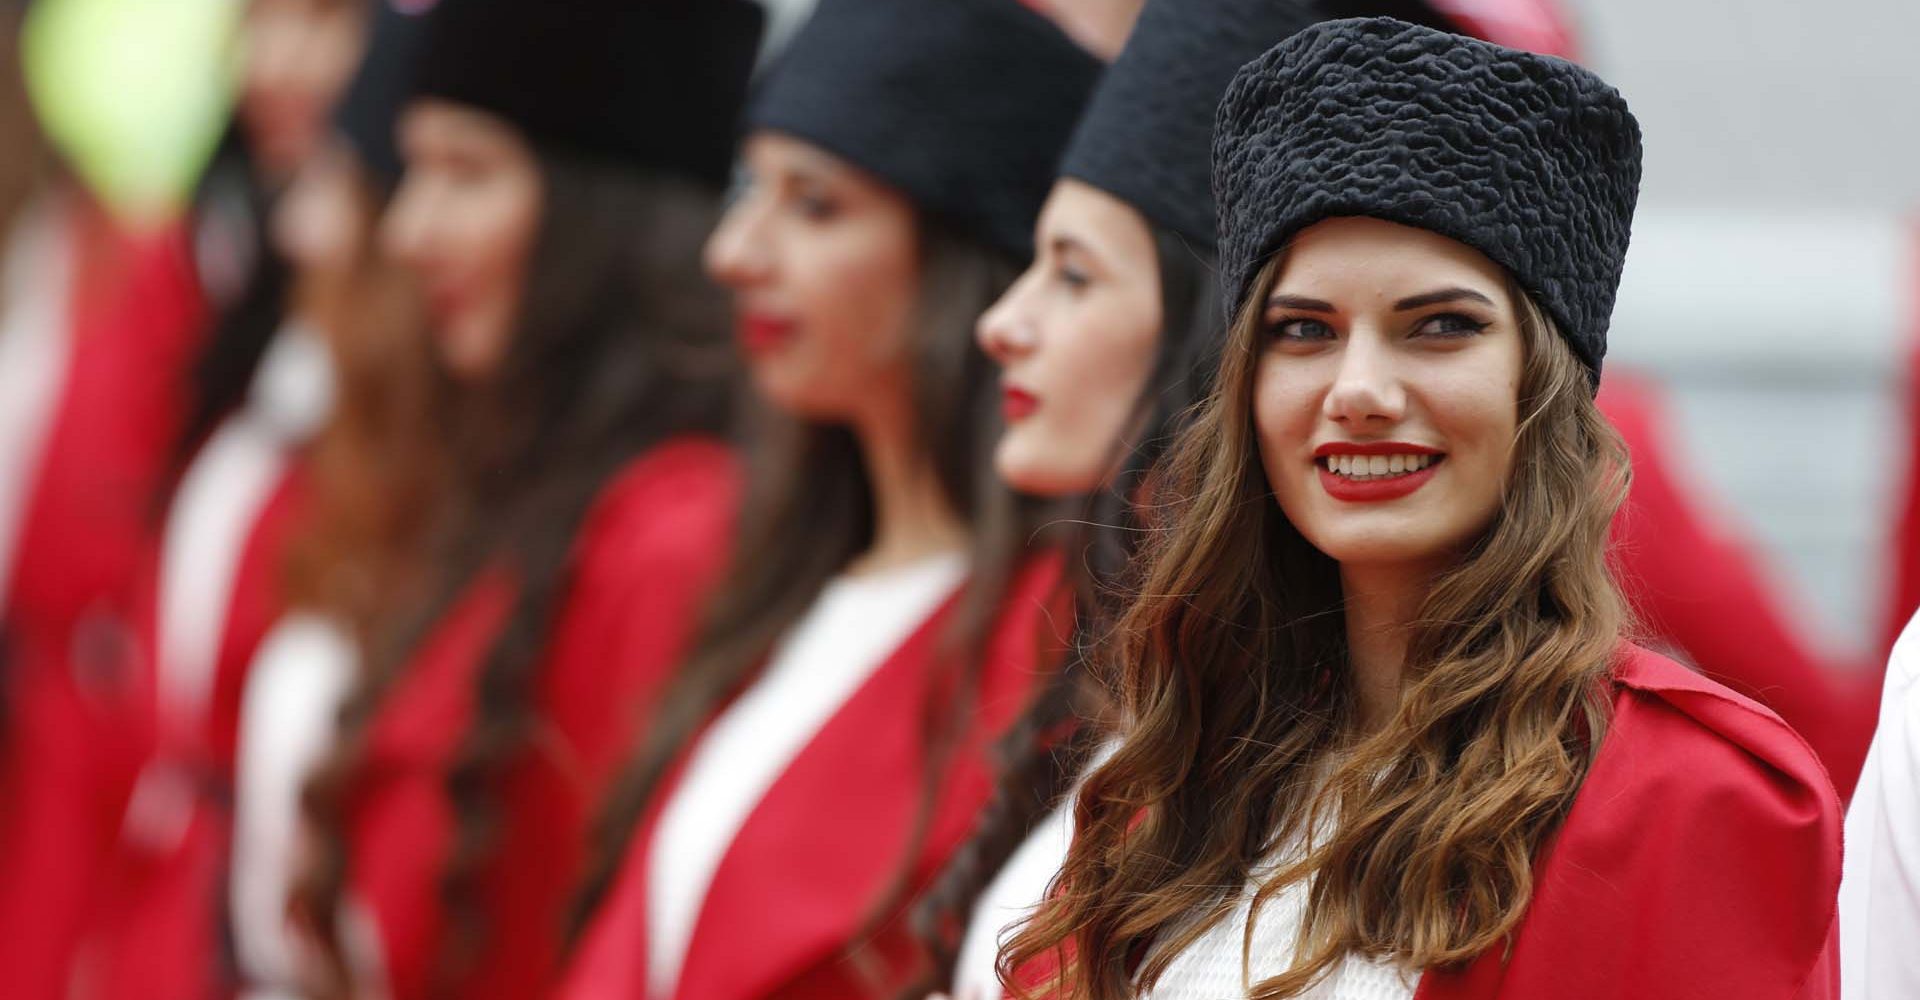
[1322,453,1438,479]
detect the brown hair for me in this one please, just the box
[1003,254,1631,999]
[280,156,448,644]
[0,2,49,245]
[295,150,738,999]
[573,215,1054,992]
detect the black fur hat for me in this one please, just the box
[1059,0,1320,253]
[410,0,764,186]
[1213,17,1641,380]
[748,0,1101,262]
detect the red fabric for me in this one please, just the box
[558,550,1071,1000]
[346,438,741,1000]
[1417,644,1842,1000]
[79,464,311,1000]
[1599,373,1879,799]
[0,202,207,1000]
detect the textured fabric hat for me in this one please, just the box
[334,1,426,189]
[1213,17,1641,380]
[1058,0,1319,253]
[749,0,1101,262]
[410,0,763,186]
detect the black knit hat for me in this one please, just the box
[334,1,426,189]
[749,0,1101,262]
[410,0,764,186]
[1059,0,1319,253]
[1213,17,1641,381]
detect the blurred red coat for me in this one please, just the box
[80,461,311,1000]
[557,550,1070,1000]
[342,437,740,1000]
[0,198,207,1000]
[1599,372,1879,798]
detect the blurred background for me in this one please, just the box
[1572,0,1920,663]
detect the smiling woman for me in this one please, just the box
[1006,17,1842,1000]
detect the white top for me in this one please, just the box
[1144,815,1417,1000]
[123,324,334,852]
[231,613,359,997]
[0,200,72,620]
[645,552,968,999]
[1840,612,1920,998]
[951,740,1119,1000]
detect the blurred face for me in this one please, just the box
[977,180,1161,496]
[271,138,367,283]
[704,131,921,423]
[1255,217,1523,574]
[382,100,543,383]
[238,0,365,179]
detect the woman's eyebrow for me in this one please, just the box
[1267,294,1336,313]
[1393,287,1495,311]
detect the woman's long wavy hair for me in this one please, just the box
[901,225,1223,996]
[573,213,1052,991]
[281,153,449,644]
[1003,252,1632,999]
[294,148,738,998]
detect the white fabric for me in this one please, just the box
[951,740,1119,1000]
[155,324,333,728]
[645,552,967,999]
[1144,822,1418,1000]
[125,325,333,852]
[0,200,73,620]
[1840,612,1920,998]
[231,613,358,996]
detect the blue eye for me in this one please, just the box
[1413,313,1490,338]
[1271,318,1336,342]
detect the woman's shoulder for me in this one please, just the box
[1605,641,1840,815]
[575,435,743,568]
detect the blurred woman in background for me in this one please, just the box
[913,2,1317,996]
[1007,18,1840,999]
[558,1,1098,996]
[291,1,764,998]
[0,3,209,994]
[75,5,438,997]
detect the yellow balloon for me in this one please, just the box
[22,0,242,228]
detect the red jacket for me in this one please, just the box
[0,202,206,1000]
[1600,373,1879,798]
[345,437,741,1000]
[1419,644,1841,999]
[558,550,1071,1000]
[81,461,311,1000]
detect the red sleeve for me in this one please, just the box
[1420,650,1844,1000]
[1600,373,1879,798]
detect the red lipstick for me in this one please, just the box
[737,313,794,355]
[1311,441,1445,503]
[1002,385,1039,422]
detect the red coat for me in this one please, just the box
[0,203,206,1000]
[344,437,741,1000]
[1600,373,1879,798]
[1418,643,1841,999]
[557,550,1070,1000]
[80,462,311,1000]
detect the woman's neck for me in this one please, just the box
[1339,561,1440,733]
[847,403,968,576]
